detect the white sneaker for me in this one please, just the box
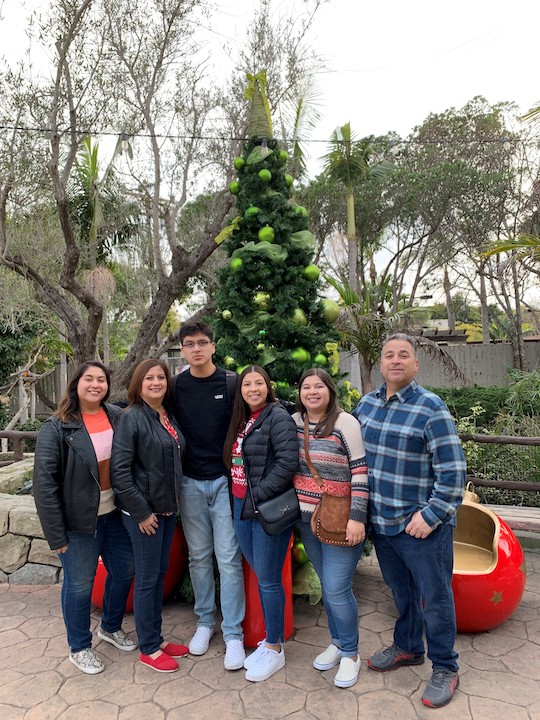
[334,656,361,688]
[313,643,343,670]
[245,646,285,682]
[98,627,138,652]
[69,648,104,675]
[188,626,215,655]
[224,638,246,670]
[244,639,270,670]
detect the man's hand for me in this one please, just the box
[405,511,433,539]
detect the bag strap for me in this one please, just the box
[303,415,324,487]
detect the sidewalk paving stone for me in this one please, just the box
[0,548,538,719]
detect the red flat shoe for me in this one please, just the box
[139,652,178,673]
[161,642,189,658]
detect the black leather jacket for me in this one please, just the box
[33,403,123,551]
[239,402,299,519]
[110,402,185,523]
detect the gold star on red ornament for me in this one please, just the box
[490,590,503,606]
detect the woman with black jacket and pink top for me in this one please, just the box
[34,361,136,676]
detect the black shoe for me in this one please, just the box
[422,669,459,708]
[368,643,424,672]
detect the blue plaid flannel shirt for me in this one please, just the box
[353,380,466,536]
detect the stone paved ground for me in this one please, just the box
[0,549,539,720]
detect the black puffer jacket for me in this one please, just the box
[239,402,299,519]
[111,402,185,523]
[33,403,123,551]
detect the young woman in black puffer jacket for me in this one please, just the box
[223,365,298,684]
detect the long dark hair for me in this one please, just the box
[296,368,341,438]
[127,359,173,408]
[55,361,111,422]
[223,365,276,468]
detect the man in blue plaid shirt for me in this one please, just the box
[354,334,466,709]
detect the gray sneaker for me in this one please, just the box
[368,643,424,672]
[98,627,138,652]
[69,648,104,674]
[422,669,460,708]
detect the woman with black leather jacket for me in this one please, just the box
[223,365,298,683]
[33,362,136,676]
[111,359,188,673]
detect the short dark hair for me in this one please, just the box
[127,359,173,407]
[296,368,341,437]
[223,365,276,467]
[382,333,417,357]
[179,321,214,344]
[55,361,111,421]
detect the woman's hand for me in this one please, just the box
[56,545,69,554]
[138,513,159,535]
[346,519,366,546]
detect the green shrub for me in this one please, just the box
[427,385,509,425]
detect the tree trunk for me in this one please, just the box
[479,266,490,344]
[443,266,455,332]
[346,192,358,294]
[511,257,528,370]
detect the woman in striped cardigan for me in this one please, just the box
[292,368,368,689]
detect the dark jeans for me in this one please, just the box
[59,508,134,653]
[233,496,291,645]
[298,519,364,656]
[373,524,459,671]
[122,512,176,655]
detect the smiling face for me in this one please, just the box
[140,365,168,407]
[241,371,269,413]
[299,374,331,420]
[380,339,419,396]
[77,365,108,412]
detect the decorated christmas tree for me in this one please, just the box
[214,71,340,397]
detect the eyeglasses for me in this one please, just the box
[182,340,211,349]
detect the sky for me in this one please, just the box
[205,0,540,174]
[1,0,539,177]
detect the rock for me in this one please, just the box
[29,538,61,567]
[0,533,30,573]
[9,563,60,585]
[10,500,45,538]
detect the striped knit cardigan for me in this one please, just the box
[292,411,369,524]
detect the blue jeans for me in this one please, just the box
[298,520,364,656]
[373,524,459,672]
[59,509,134,653]
[178,475,245,640]
[122,512,176,655]
[233,496,291,645]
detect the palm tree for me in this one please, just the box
[323,123,391,294]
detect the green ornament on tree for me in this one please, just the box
[256,342,265,351]
[303,264,320,281]
[259,329,266,337]
[229,181,239,194]
[224,356,236,367]
[233,156,245,170]
[291,347,310,363]
[258,225,275,243]
[258,169,272,183]
[230,257,243,270]
[278,150,288,164]
[294,205,308,217]
[284,174,294,187]
[245,206,260,218]
[222,310,232,320]
[322,299,340,323]
[314,353,327,366]
[253,291,270,308]
[291,308,307,325]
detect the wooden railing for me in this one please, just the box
[459,433,540,493]
[0,430,39,465]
